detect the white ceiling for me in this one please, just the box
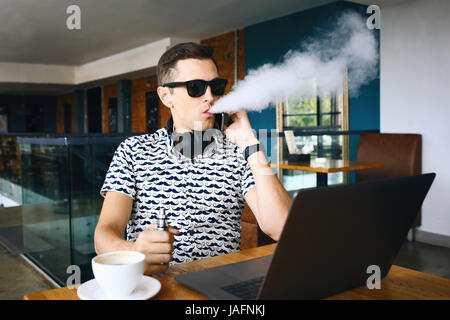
[0,0,408,94]
[1,0,408,65]
[0,0,338,66]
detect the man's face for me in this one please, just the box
[159,58,220,132]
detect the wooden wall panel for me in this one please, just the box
[201,29,245,92]
[56,101,64,134]
[56,94,74,134]
[131,77,147,133]
[238,29,245,81]
[131,76,168,132]
[201,31,235,93]
[102,83,118,134]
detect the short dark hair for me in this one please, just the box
[157,42,219,86]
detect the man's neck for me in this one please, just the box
[173,127,192,134]
[167,115,218,135]
[173,124,209,134]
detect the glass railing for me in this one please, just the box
[0,136,22,206]
[18,134,137,286]
[0,134,59,207]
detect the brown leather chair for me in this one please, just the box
[356,133,422,228]
[241,202,275,249]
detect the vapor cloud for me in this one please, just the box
[209,11,378,114]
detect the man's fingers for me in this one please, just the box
[133,222,178,276]
[144,263,169,275]
[145,223,158,231]
[141,230,170,242]
[146,253,172,265]
[145,223,179,235]
[141,227,173,243]
[145,242,173,254]
[168,225,180,235]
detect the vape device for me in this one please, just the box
[220,112,233,131]
[157,208,168,231]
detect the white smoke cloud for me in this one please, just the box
[210,10,378,114]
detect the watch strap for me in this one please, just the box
[244,143,262,161]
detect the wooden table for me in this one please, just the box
[24,244,450,300]
[270,160,385,187]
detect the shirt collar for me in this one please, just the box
[164,116,226,160]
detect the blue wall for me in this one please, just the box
[244,1,380,161]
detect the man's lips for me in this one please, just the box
[203,102,214,116]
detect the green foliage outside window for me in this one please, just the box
[285,96,332,128]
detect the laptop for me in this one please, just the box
[175,173,436,299]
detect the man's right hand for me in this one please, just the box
[131,223,179,275]
[95,192,180,275]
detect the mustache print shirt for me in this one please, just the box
[100,126,256,264]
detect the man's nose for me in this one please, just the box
[203,84,215,101]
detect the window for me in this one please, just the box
[276,70,349,192]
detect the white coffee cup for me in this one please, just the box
[92,250,145,299]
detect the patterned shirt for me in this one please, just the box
[100,126,255,264]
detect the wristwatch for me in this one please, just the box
[243,142,262,161]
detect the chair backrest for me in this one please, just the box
[356,133,422,228]
[356,133,422,182]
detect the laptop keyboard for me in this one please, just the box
[221,276,265,300]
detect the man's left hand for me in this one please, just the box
[224,110,259,152]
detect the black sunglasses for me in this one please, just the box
[163,78,228,97]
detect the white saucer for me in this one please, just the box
[77,275,161,300]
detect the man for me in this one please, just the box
[94,42,291,275]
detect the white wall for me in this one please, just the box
[74,38,171,84]
[380,0,450,237]
[0,62,75,84]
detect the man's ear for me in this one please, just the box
[157,86,173,109]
